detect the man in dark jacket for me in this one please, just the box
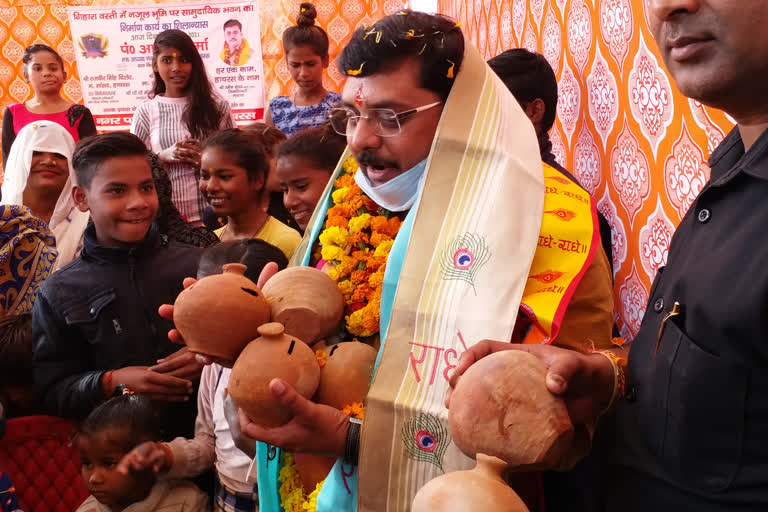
[32,132,202,440]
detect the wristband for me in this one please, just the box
[595,350,627,415]
[343,417,362,466]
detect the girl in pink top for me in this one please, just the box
[1,45,96,171]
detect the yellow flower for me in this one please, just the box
[374,239,394,259]
[337,279,355,296]
[348,213,372,233]
[347,305,377,337]
[332,187,349,205]
[321,245,346,262]
[319,226,349,247]
[342,156,358,174]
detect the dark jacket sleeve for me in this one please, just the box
[32,289,106,419]
[78,108,97,139]
[2,107,15,172]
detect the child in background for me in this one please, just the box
[1,122,90,270]
[276,124,347,232]
[241,122,299,231]
[131,29,235,227]
[32,132,202,440]
[265,3,341,137]
[75,393,208,512]
[199,129,301,259]
[1,44,96,171]
[116,240,288,512]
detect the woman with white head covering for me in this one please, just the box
[1,121,90,270]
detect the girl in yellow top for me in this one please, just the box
[199,129,301,259]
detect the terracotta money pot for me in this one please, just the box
[173,263,270,360]
[228,322,321,427]
[294,341,378,493]
[448,350,575,469]
[315,341,377,409]
[261,267,344,344]
[412,455,529,512]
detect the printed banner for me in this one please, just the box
[67,0,264,130]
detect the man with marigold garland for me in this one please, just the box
[153,10,616,512]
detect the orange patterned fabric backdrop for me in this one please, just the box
[0,0,405,166]
[439,0,734,339]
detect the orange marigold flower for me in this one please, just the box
[384,217,402,235]
[348,232,370,246]
[370,216,388,233]
[368,232,392,248]
[327,204,352,219]
[366,258,385,272]
[350,269,368,285]
[342,402,366,419]
[326,216,349,229]
[347,302,365,314]
[315,349,327,367]
[368,268,385,288]
[334,174,355,189]
[351,283,372,303]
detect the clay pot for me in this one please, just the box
[261,267,344,344]
[448,350,575,470]
[315,342,377,410]
[173,263,270,360]
[228,323,321,427]
[412,455,528,512]
[294,453,337,494]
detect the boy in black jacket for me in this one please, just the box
[32,132,203,439]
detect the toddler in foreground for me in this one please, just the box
[75,393,208,512]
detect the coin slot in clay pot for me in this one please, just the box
[241,287,260,297]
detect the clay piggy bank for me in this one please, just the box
[261,267,344,345]
[173,263,270,360]
[412,455,529,512]
[315,341,377,410]
[228,322,321,427]
[448,350,576,470]
[293,341,378,492]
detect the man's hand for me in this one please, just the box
[150,347,204,382]
[116,441,171,476]
[237,378,349,457]
[159,263,281,367]
[110,366,193,402]
[447,341,616,425]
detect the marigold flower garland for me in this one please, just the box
[278,402,366,512]
[318,156,402,337]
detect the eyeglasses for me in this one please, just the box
[329,101,443,137]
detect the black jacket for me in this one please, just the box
[32,223,201,437]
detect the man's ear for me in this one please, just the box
[72,185,90,213]
[322,55,330,69]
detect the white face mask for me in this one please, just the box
[354,159,427,212]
